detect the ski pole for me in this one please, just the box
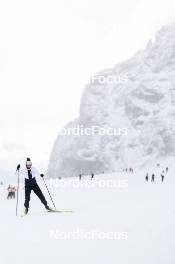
[16,165,20,216]
[41,175,56,210]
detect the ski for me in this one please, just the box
[20,209,74,217]
[47,209,74,213]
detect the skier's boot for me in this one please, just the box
[45,205,54,212]
[24,208,28,215]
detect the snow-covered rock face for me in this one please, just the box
[47,24,175,178]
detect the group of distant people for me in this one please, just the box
[145,164,169,183]
[122,168,134,173]
[78,168,135,180]
[79,173,95,181]
[57,172,96,181]
[120,163,169,183]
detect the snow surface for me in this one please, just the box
[0,167,175,264]
[48,23,175,178]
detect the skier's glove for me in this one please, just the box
[16,164,20,171]
[40,174,44,178]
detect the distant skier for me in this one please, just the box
[91,173,94,180]
[151,174,155,182]
[145,173,149,182]
[161,174,164,182]
[17,158,52,215]
[79,174,82,181]
[7,185,13,199]
[7,186,16,199]
[166,167,168,173]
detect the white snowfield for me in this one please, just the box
[0,169,175,264]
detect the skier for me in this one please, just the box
[145,173,149,182]
[17,158,52,215]
[7,185,13,199]
[151,174,155,182]
[79,174,82,181]
[166,167,168,173]
[91,173,94,180]
[161,174,164,182]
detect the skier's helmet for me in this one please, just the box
[26,157,32,170]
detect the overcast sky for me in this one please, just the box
[0,0,175,178]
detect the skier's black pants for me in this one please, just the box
[24,178,48,210]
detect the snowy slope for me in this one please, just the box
[48,23,175,178]
[0,168,175,264]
